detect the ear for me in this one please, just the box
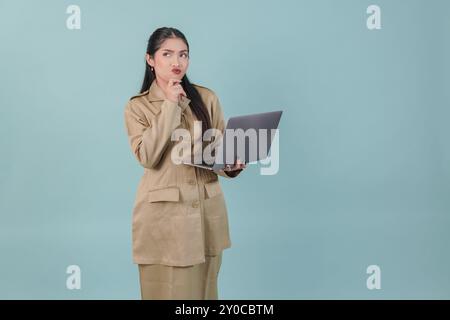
[145,53,154,67]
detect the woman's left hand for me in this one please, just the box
[224,158,246,172]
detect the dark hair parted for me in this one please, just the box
[140,27,211,133]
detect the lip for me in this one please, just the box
[172,68,181,74]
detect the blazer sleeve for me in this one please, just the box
[210,93,243,179]
[124,99,182,169]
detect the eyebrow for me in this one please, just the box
[161,49,188,53]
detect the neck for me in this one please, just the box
[155,77,168,91]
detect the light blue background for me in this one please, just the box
[0,0,449,299]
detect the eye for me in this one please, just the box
[163,52,171,57]
[181,53,189,58]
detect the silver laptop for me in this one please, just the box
[183,110,283,173]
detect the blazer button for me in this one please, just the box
[192,200,200,208]
[188,180,196,185]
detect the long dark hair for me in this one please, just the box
[140,27,211,133]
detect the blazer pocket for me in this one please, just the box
[148,186,180,202]
[204,180,222,199]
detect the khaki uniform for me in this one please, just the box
[124,80,240,299]
[138,253,222,300]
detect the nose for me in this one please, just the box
[172,56,181,67]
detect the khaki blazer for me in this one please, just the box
[124,80,240,266]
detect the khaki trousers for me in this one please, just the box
[138,253,223,300]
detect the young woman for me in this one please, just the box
[124,27,246,300]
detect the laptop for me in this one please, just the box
[182,110,283,173]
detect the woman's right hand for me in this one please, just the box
[164,79,187,103]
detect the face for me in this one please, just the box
[146,37,189,82]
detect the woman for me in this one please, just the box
[123,27,245,300]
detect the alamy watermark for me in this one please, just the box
[170,120,280,175]
[366,265,381,290]
[66,265,81,290]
